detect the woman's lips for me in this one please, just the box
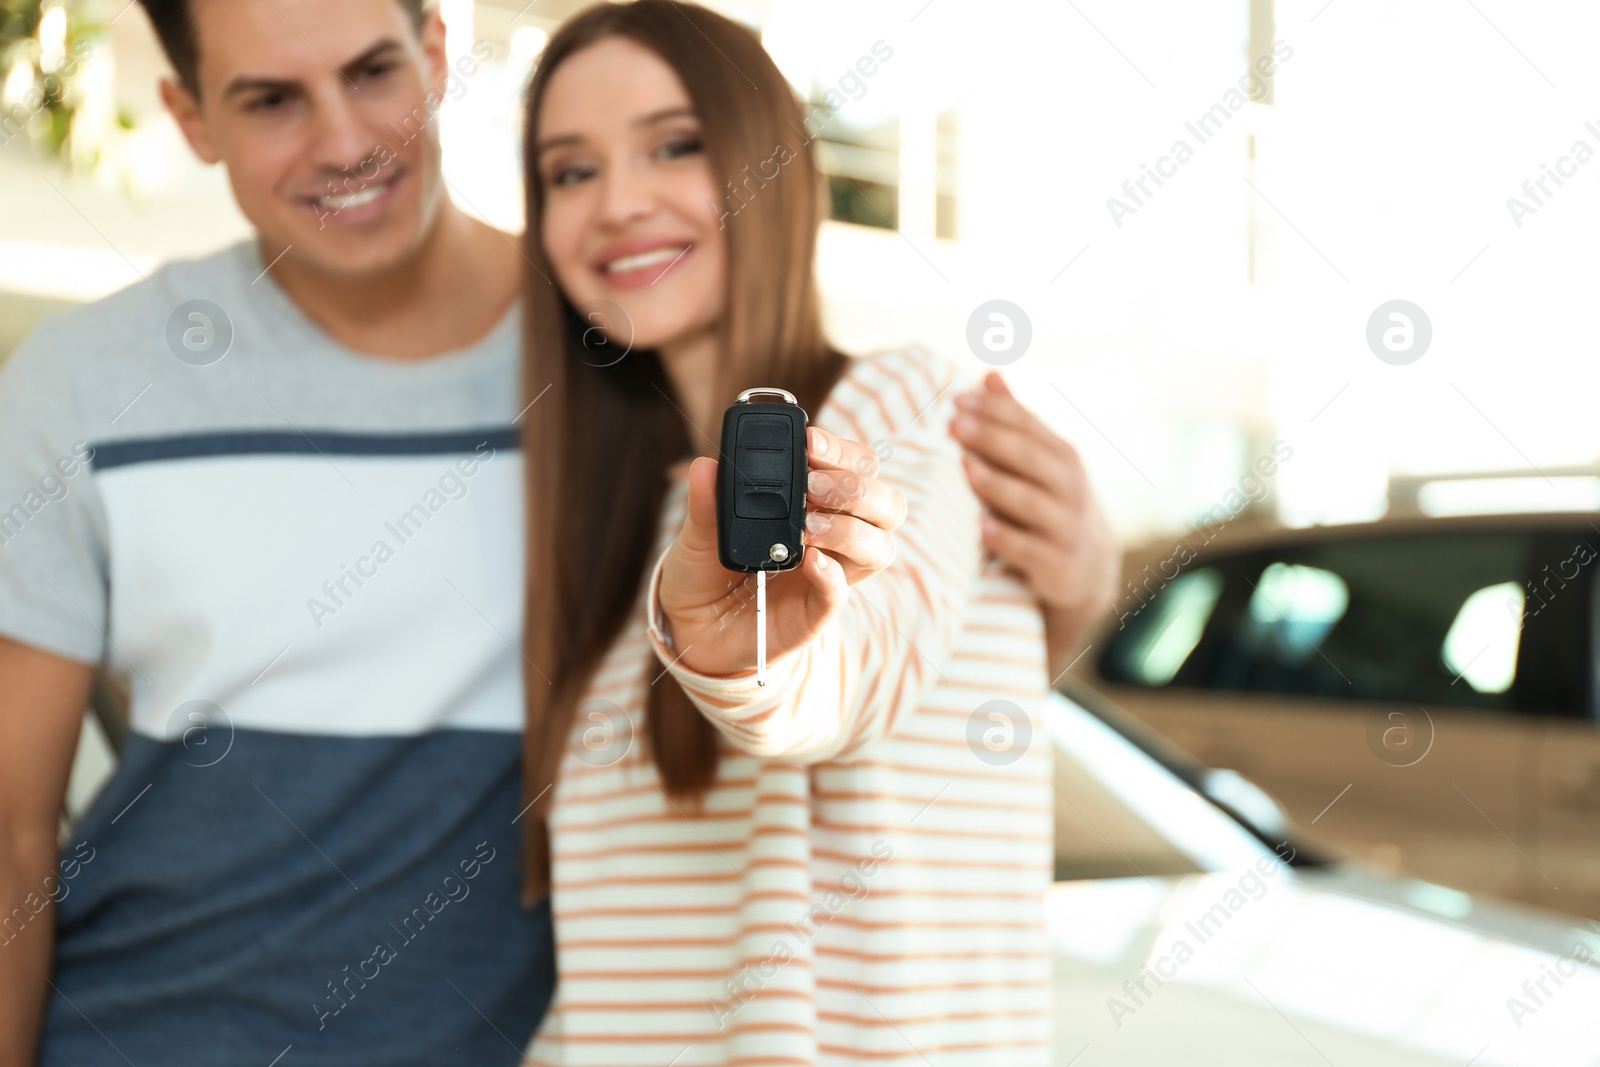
[593,242,693,288]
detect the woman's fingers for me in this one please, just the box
[803,510,896,580]
[803,425,903,580]
[807,426,879,477]
[807,468,906,532]
[796,542,850,628]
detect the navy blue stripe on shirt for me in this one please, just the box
[90,428,521,471]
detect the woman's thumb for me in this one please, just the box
[679,457,721,555]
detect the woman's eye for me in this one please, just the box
[549,164,597,188]
[656,137,703,161]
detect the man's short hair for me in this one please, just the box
[137,0,428,95]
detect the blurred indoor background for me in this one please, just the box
[7,0,1598,542]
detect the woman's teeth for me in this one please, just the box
[605,246,688,274]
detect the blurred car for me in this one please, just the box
[1046,684,1599,1066]
[1067,496,1600,920]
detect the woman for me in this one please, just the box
[517,3,1054,1063]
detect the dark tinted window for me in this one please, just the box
[1101,530,1593,716]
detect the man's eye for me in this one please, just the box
[247,93,288,112]
[360,62,397,83]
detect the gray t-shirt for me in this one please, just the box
[0,239,553,1066]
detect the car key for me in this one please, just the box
[716,387,809,685]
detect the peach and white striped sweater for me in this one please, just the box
[526,347,1053,1066]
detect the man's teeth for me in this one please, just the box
[319,182,389,209]
[605,246,688,273]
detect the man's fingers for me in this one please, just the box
[957,374,1051,438]
[980,513,1058,584]
[963,454,1073,538]
[982,369,1014,399]
[807,426,880,478]
[958,387,1034,435]
[807,469,906,532]
[953,377,1086,480]
[951,414,1071,492]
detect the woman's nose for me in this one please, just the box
[597,160,655,227]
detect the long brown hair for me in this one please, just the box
[518,0,847,905]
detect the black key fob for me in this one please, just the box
[717,388,808,573]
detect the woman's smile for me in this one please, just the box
[590,235,694,289]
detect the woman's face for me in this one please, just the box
[535,37,726,352]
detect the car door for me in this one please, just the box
[1090,527,1552,911]
[1528,525,1600,919]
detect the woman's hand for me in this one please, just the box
[656,427,908,678]
[950,371,1120,679]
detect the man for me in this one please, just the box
[0,0,1115,1063]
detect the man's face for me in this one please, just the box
[163,0,451,279]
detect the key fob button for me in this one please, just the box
[734,413,794,519]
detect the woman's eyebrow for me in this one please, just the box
[634,106,697,127]
[535,132,582,156]
[536,107,698,156]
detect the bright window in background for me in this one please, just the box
[1442,582,1524,694]
[935,110,958,240]
[1267,0,1600,526]
[1416,476,1600,518]
[1245,562,1350,666]
[813,112,899,231]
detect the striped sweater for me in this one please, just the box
[526,347,1054,1066]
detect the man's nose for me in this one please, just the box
[307,91,382,180]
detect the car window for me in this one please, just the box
[1099,531,1581,713]
[1442,581,1524,694]
[1103,567,1223,686]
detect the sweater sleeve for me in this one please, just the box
[645,347,981,761]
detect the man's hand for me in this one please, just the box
[0,637,92,1067]
[657,427,907,679]
[949,371,1119,681]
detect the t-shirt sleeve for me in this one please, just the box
[646,347,981,761]
[0,321,110,665]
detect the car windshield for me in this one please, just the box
[1044,692,1282,881]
